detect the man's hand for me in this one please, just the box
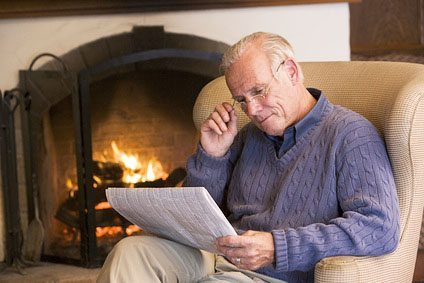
[216,230,275,270]
[200,102,237,157]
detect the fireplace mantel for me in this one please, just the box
[0,0,359,18]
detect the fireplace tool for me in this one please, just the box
[19,54,69,263]
[22,144,44,262]
[0,89,31,274]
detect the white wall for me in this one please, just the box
[0,3,349,90]
[0,3,350,262]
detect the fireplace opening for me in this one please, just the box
[43,68,210,264]
[14,27,228,268]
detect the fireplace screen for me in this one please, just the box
[19,49,221,267]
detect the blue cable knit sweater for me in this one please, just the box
[186,93,400,282]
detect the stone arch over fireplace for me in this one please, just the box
[33,25,229,107]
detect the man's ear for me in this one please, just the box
[284,59,299,85]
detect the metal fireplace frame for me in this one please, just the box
[20,49,222,267]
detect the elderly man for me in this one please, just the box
[97,32,400,283]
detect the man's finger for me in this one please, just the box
[214,104,232,124]
[208,112,228,132]
[204,118,224,135]
[222,101,234,113]
[228,108,238,132]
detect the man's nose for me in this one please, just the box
[245,100,262,116]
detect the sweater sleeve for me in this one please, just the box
[272,139,400,272]
[185,144,233,206]
[185,126,247,206]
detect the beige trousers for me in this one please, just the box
[97,235,286,283]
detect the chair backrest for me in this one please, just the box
[193,61,424,281]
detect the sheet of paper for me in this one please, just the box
[106,187,237,253]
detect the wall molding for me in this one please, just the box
[0,0,359,18]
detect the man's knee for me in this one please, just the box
[113,235,145,250]
[98,236,163,282]
[99,236,215,283]
[110,235,157,260]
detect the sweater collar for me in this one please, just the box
[294,88,326,138]
[266,88,327,143]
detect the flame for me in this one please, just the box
[146,161,155,181]
[65,178,78,197]
[123,172,142,184]
[63,142,169,240]
[96,226,122,237]
[95,225,141,238]
[94,201,142,237]
[66,178,73,190]
[93,175,102,185]
[111,141,140,170]
[110,141,168,184]
[93,201,142,237]
[144,159,168,182]
[125,225,140,235]
[95,201,112,210]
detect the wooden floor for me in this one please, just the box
[0,262,99,283]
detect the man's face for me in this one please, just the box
[225,46,302,136]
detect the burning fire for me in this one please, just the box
[93,141,169,238]
[65,178,78,197]
[95,202,112,210]
[94,201,142,237]
[64,141,168,238]
[111,141,168,184]
[95,225,141,237]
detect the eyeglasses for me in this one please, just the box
[232,61,285,112]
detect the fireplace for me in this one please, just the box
[11,26,227,267]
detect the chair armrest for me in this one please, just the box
[314,255,376,283]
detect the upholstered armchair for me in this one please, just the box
[193,61,424,282]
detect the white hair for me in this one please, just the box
[221,32,304,82]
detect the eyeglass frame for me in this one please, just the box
[232,60,286,112]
